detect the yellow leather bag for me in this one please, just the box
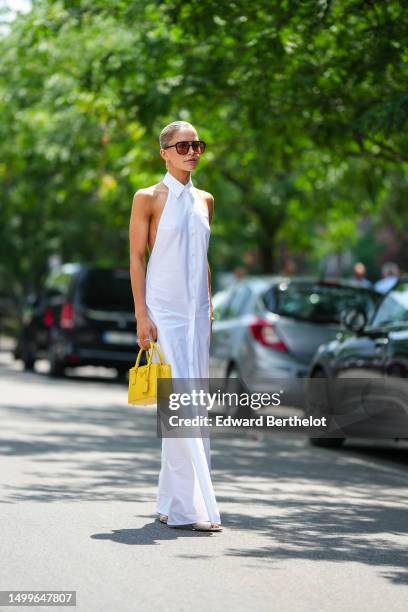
[128,341,172,405]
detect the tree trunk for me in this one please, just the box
[259,239,276,273]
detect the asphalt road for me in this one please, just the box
[1,349,407,612]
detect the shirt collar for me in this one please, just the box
[163,170,193,199]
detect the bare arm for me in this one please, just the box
[206,194,215,323]
[208,263,213,320]
[129,190,157,349]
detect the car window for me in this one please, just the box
[45,271,74,296]
[263,282,380,324]
[370,282,408,327]
[212,289,233,320]
[222,285,252,319]
[43,287,63,301]
[79,268,134,312]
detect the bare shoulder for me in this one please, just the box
[132,181,167,213]
[197,188,214,205]
[197,188,215,222]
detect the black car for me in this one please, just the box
[17,263,145,377]
[307,278,408,447]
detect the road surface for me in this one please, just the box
[1,350,407,611]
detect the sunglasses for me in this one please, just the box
[163,140,206,155]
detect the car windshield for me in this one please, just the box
[263,282,380,324]
[44,270,75,295]
[370,282,408,327]
[80,268,134,312]
[212,289,233,320]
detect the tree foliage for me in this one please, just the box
[0,0,407,296]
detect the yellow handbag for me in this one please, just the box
[128,341,172,405]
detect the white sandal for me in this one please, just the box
[168,521,222,532]
[192,521,222,532]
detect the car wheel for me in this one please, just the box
[308,368,345,448]
[13,338,22,360]
[223,365,253,419]
[48,342,65,378]
[116,368,129,381]
[21,341,36,371]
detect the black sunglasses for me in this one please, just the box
[163,140,206,155]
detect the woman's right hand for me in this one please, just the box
[136,315,158,350]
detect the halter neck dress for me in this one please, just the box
[144,170,221,526]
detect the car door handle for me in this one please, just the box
[374,338,388,347]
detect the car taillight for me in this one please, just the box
[43,307,54,327]
[60,302,75,329]
[249,318,288,351]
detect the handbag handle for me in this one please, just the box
[133,340,165,369]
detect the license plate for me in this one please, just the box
[102,331,136,345]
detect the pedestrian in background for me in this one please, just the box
[352,262,372,288]
[374,262,400,294]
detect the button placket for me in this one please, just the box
[187,188,194,378]
[192,191,197,300]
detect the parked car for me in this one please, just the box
[15,264,82,367]
[211,286,235,320]
[16,263,144,377]
[306,277,408,447]
[209,276,381,415]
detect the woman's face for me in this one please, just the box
[161,127,201,173]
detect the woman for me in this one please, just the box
[129,120,222,532]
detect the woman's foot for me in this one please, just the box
[162,515,222,531]
[208,523,222,532]
[192,521,222,532]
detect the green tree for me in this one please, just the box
[1,0,407,299]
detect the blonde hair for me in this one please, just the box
[159,121,196,148]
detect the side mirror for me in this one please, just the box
[341,308,367,333]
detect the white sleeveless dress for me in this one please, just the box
[145,170,221,526]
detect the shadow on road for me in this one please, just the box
[91,518,217,546]
[1,360,408,586]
